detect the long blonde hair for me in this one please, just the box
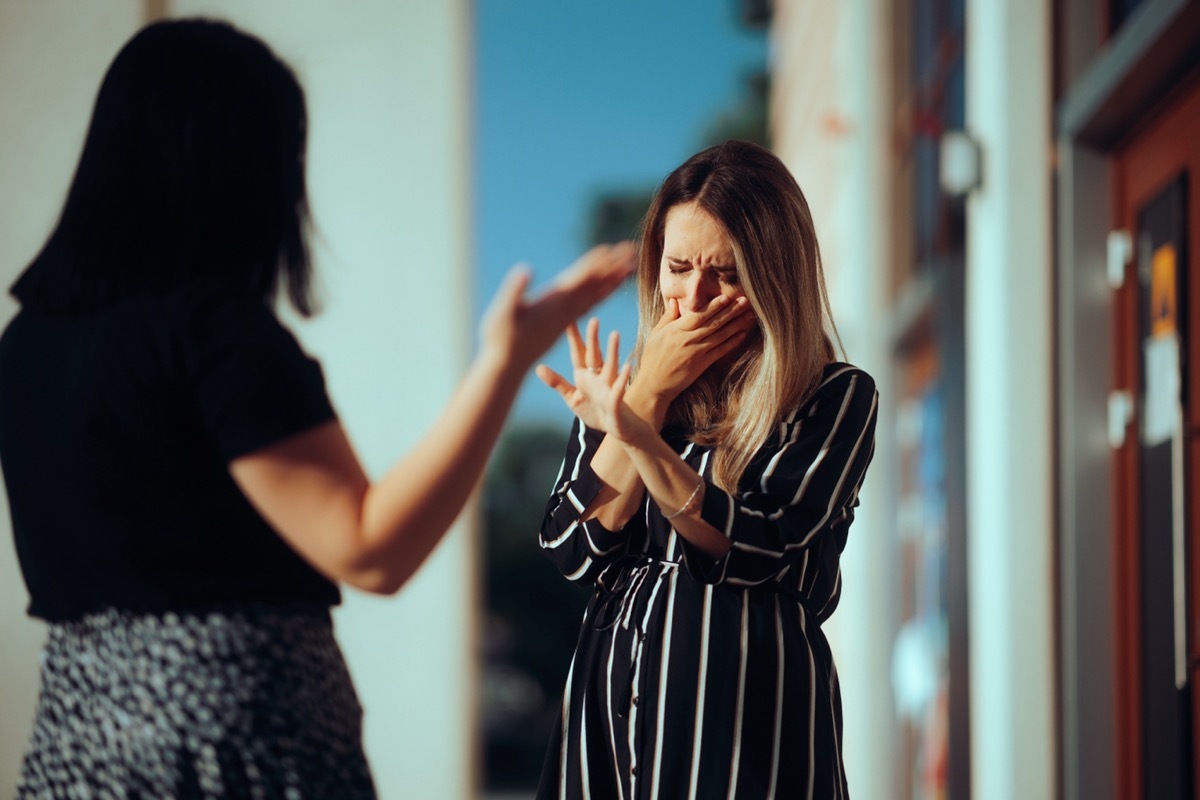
[634,140,841,492]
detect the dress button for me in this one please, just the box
[631,766,638,777]
[632,695,639,706]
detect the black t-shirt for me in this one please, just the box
[0,284,340,621]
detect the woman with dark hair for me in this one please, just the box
[0,18,633,799]
[536,140,878,798]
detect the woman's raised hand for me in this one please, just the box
[537,319,651,444]
[480,243,635,374]
[536,318,619,432]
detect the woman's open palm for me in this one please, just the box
[536,319,649,444]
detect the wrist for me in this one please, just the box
[470,347,524,396]
[624,384,670,430]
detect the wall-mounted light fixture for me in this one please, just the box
[939,130,983,196]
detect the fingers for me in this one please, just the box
[603,331,621,378]
[698,294,750,328]
[655,298,680,330]
[565,322,585,369]
[524,243,635,340]
[585,318,602,371]
[553,242,636,300]
[613,362,633,404]
[708,298,757,342]
[535,364,574,398]
[487,264,533,318]
[706,323,756,363]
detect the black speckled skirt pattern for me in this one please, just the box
[16,604,376,799]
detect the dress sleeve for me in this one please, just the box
[678,367,878,587]
[538,417,641,585]
[175,288,336,462]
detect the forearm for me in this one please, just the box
[621,432,732,560]
[583,386,669,529]
[354,352,521,590]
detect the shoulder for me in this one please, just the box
[152,282,308,355]
[157,281,273,327]
[818,361,876,393]
[784,362,877,425]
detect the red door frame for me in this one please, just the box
[1111,70,1200,800]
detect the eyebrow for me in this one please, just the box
[667,256,737,272]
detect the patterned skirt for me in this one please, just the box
[16,604,376,799]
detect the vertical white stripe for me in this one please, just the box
[579,703,592,800]
[569,419,588,479]
[627,620,645,797]
[551,453,567,492]
[828,663,844,800]
[632,563,675,794]
[767,597,786,800]
[649,569,679,799]
[801,607,816,800]
[760,368,859,495]
[686,586,714,799]
[604,626,626,800]
[789,381,857,506]
[761,421,803,491]
[779,391,877,550]
[726,591,749,800]
[559,657,576,799]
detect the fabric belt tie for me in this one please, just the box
[591,554,677,632]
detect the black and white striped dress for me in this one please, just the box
[536,363,878,800]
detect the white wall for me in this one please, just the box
[0,3,476,797]
[964,0,1056,797]
[0,2,144,793]
[770,3,895,798]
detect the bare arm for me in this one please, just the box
[535,296,753,530]
[571,345,879,568]
[568,356,731,559]
[229,244,636,594]
[620,426,731,559]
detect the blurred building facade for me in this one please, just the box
[770,0,1200,798]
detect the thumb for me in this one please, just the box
[485,264,533,320]
[658,297,679,326]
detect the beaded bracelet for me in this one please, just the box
[662,478,704,519]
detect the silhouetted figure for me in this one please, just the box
[0,17,633,797]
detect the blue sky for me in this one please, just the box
[473,0,767,424]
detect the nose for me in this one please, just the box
[680,272,716,313]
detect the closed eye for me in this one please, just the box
[665,259,737,284]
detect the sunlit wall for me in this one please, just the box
[770,2,895,798]
[0,2,476,797]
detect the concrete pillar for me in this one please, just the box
[964,0,1057,796]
